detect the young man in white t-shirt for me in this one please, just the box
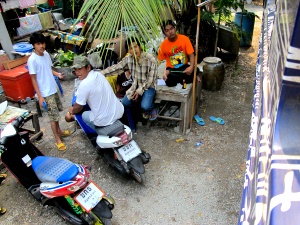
[27,32,70,151]
[68,56,124,130]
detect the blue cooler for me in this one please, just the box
[13,42,33,53]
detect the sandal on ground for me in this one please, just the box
[60,129,73,137]
[194,114,205,126]
[210,116,225,125]
[56,142,67,151]
[0,207,6,215]
[149,108,158,121]
[142,112,149,120]
[0,174,7,185]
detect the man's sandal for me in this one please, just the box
[142,112,149,120]
[210,116,225,125]
[0,207,7,215]
[0,174,7,185]
[194,114,205,126]
[60,129,73,137]
[149,108,158,121]
[56,142,67,151]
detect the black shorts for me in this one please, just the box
[165,64,199,87]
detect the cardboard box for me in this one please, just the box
[0,54,10,72]
[0,64,35,102]
[2,55,30,70]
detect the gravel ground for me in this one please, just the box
[0,3,263,225]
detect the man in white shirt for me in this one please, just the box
[68,56,124,130]
[28,32,70,151]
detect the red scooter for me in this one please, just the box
[0,114,115,225]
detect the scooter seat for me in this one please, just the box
[32,156,79,183]
[95,120,124,137]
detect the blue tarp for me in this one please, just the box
[239,0,300,224]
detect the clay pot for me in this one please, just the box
[202,57,225,91]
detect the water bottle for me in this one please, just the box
[182,79,186,89]
[26,97,31,103]
[42,102,48,111]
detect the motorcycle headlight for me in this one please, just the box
[68,185,80,192]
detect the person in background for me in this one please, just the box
[101,39,158,121]
[28,32,71,151]
[158,20,200,87]
[116,70,133,99]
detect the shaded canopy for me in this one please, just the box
[74,0,195,56]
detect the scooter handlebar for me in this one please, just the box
[11,116,25,129]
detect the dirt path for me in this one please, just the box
[0,3,263,225]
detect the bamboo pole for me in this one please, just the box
[190,0,215,126]
[190,0,201,126]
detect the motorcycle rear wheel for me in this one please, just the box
[91,200,113,225]
[131,170,145,184]
[99,216,112,225]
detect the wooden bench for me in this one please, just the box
[155,80,202,134]
[0,105,43,141]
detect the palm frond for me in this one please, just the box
[74,0,187,58]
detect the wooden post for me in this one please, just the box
[190,0,215,127]
[190,0,201,126]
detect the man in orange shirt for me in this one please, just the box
[158,20,199,87]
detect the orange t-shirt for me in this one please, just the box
[158,34,194,68]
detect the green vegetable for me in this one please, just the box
[53,50,77,67]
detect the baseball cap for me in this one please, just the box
[71,56,90,69]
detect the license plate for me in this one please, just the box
[74,181,104,212]
[118,140,142,162]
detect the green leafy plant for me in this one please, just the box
[234,1,260,41]
[225,20,248,42]
[212,0,243,56]
[53,50,77,67]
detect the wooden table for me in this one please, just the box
[0,106,43,141]
[155,81,202,134]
